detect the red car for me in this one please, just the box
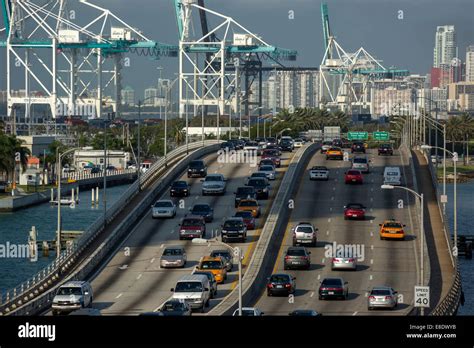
[179,215,206,240]
[234,211,256,230]
[261,149,281,167]
[344,203,366,220]
[345,170,363,184]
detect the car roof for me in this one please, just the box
[297,222,313,226]
[201,256,223,262]
[239,198,258,203]
[164,245,184,250]
[61,281,89,287]
[311,166,328,170]
[287,246,307,251]
[177,274,209,282]
[183,215,205,220]
[322,277,344,282]
[225,217,244,222]
[156,199,174,204]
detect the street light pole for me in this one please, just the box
[381,184,424,315]
[137,100,141,187]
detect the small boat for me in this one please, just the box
[50,198,80,206]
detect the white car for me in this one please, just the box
[152,199,177,218]
[293,138,304,148]
[309,166,329,181]
[258,165,276,180]
[201,173,227,195]
[243,141,260,156]
[351,156,370,173]
[232,307,264,316]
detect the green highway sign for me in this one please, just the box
[348,131,368,140]
[373,131,390,141]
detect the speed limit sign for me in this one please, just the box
[414,286,430,308]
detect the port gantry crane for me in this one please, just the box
[174,0,297,135]
[0,0,178,124]
[319,2,409,115]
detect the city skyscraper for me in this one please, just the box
[466,45,474,82]
[121,86,135,106]
[433,25,456,68]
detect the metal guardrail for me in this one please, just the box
[420,148,462,316]
[62,168,137,181]
[0,140,220,315]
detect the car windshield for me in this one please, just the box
[211,252,230,259]
[265,150,279,156]
[237,187,254,194]
[295,226,313,233]
[192,205,210,212]
[182,219,202,226]
[384,222,402,228]
[270,275,290,283]
[287,248,306,256]
[154,201,173,208]
[57,287,82,296]
[235,211,252,218]
[240,201,257,207]
[387,172,399,176]
[205,176,223,182]
[200,261,222,270]
[224,220,244,228]
[252,173,267,178]
[371,289,391,296]
[189,161,203,168]
[311,166,327,171]
[175,282,203,293]
[353,158,367,163]
[162,302,186,311]
[248,179,266,186]
[245,142,258,147]
[323,141,332,145]
[172,181,187,188]
[241,309,256,316]
[163,248,183,256]
[347,170,360,175]
[321,278,342,286]
[260,166,273,171]
[347,204,364,209]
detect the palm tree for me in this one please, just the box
[0,134,31,183]
[445,116,464,153]
[458,113,474,165]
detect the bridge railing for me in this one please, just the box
[0,140,220,314]
[61,168,137,182]
[420,148,461,315]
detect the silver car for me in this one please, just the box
[52,281,93,315]
[368,286,398,310]
[232,307,264,316]
[160,246,187,268]
[331,256,357,270]
[258,165,276,180]
[351,156,370,173]
[292,222,318,247]
[152,200,177,218]
[309,166,329,181]
[201,174,227,195]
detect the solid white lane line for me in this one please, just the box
[115,293,123,299]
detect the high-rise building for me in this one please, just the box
[448,81,474,111]
[121,86,135,106]
[433,25,456,68]
[466,45,474,82]
[144,87,159,106]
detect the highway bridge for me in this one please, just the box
[1,140,460,317]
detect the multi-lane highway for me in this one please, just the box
[82,149,294,315]
[254,148,419,315]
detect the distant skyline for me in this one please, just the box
[1,0,473,98]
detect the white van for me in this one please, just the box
[383,167,401,186]
[52,281,93,315]
[170,274,211,312]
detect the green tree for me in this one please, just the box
[0,134,31,182]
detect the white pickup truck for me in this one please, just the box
[309,166,329,181]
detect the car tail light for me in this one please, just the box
[284,256,290,260]
[285,284,291,288]
[368,296,375,300]
[385,296,392,300]
[302,256,308,260]
[332,258,340,262]
[267,283,273,288]
[349,258,355,262]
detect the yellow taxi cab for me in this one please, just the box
[196,256,227,284]
[379,219,406,240]
[326,147,344,160]
[236,199,261,218]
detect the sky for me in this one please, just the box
[0,0,473,98]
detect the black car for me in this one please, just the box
[266,273,296,296]
[90,167,101,174]
[266,137,277,145]
[332,139,343,148]
[289,309,321,316]
[234,186,257,207]
[318,277,349,300]
[210,249,233,271]
[265,144,282,155]
[378,143,393,156]
[229,139,244,150]
[170,180,190,197]
[246,177,270,199]
[280,140,293,152]
[190,203,214,222]
[156,300,192,316]
[220,141,236,151]
[351,142,366,154]
[188,160,207,178]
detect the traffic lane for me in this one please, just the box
[255,149,418,315]
[90,154,250,314]
[90,150,293,314]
